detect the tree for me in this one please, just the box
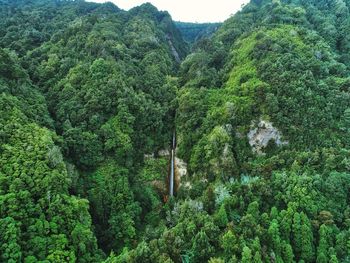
[329,254,339,263]
[208,258,225,263]
[0,217,22,263]
[300,213,315,262]
[253,251,263,263]
[221,230,238,257]
[88,163,141,252]
[316,225,330,263]
[0,103,100,261]
[192,231,214,263]
[241,246,252,263]
[292,212,302,257]
[214,204,229,228]
[132,241,152,263]
[247,201,260,220]
[282,242,295,263]
[268,219,282,259]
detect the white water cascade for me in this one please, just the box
[169,132,176,196]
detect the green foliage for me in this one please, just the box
[0,48,53,127]
[214,204,228,228]
[175,22,221,43]
[140,158,168,182]
[87,162,141,252]
[0,96,100,261]
[241,246,253,263]
[0,0,185,260]
[2,0,350,262]
[221,230,238,258]
[192,230,214,262]
[173,0,350,262]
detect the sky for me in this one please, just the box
[88,0,250,23]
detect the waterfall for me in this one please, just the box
[169,132,176,196]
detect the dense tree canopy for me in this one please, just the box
[175,22,221,43]
[0,0,185,260]
[1,0,350,262]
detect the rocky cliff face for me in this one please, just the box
[167,34,181,63]
[248,119,288,154]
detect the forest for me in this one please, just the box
[0,0,350,262]
[174,22,221,43]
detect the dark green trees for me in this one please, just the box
[0,0,186,260]
[173,0,350,262]
[0,95,100,262]
[87,163,141,252]
[1,0,350,262]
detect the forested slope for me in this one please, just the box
[175,22,221,43]
[173,0,350,262]
[0,0,186,261]
[1,0,350,262]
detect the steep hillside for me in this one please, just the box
[1,0,350,262]
[0,0,186,261]
[175,22,221,43]
[172,0,350,262]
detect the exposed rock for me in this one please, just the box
[235,131,244,139]
[159,149,170,156]
[166,34,181,63]
[175,156,188,192]
[248,119,288,154]
[144,149,170,159]
[175,157,187,178]
[224,124,233,133]
[144,153,155,159]
[184,181,192,189]
[150,180,167,195]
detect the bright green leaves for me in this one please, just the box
[101,114,133,157]
[0,96,100,261]
[190,125,238,181]
[0,0,185,260]
[139,158,168,182]
[241,246,253,263]
[221,229,239,258]
[0,123,69,197]
[0,217,22,263]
